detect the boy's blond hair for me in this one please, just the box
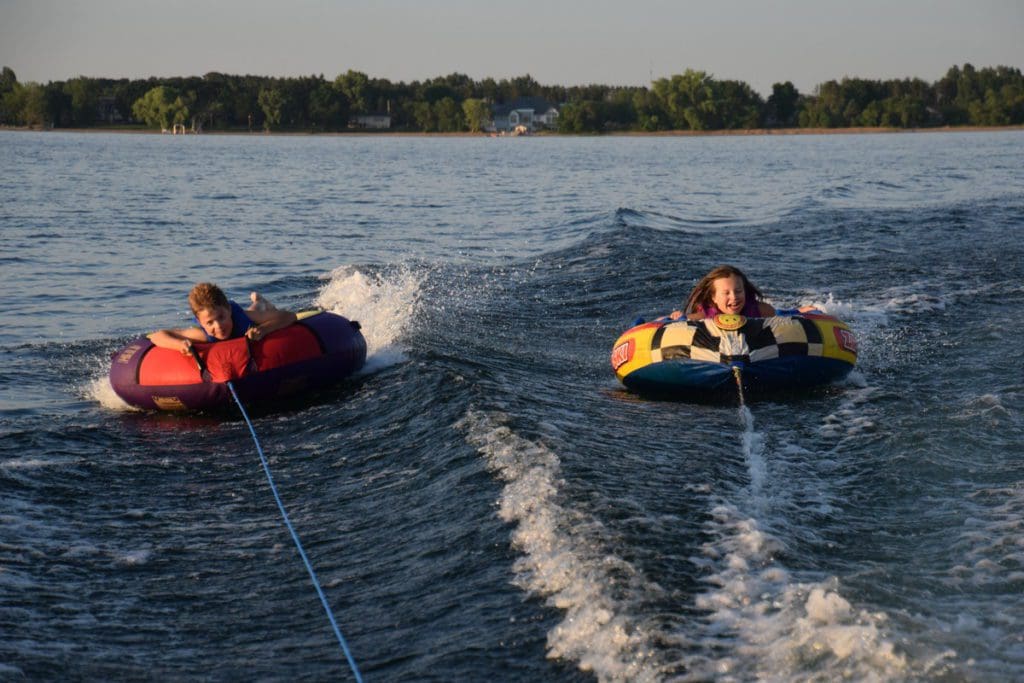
[188,282,230,315]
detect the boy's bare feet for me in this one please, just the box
[248,292,274,312]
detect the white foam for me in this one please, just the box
[683,399,914,680]
[87,375,137,412]
[692,504,909,681]
[797,292,862,320]
[819,385,882,441]
[951,393,1013,427]
[0,457,76,470]
[114,549,153,567]
[316,265,422,374]
[951,486,1024,587]
[458,410,662,682]
[739,406,766,503]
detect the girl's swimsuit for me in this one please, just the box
[697,298,763,318]
[197,301,254,342]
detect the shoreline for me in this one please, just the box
[3,124,1022,138]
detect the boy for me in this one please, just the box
[148,282,297,355]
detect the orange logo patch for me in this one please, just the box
[611,339,635,370]
[834,328,858,354]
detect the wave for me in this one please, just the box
[687,404,912,681]
[316,264,422,374]
[459,409,665,682]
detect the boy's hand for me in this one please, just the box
[246,325,263,341]
[178,338,193,355]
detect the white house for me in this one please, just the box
[349,113,391,129]
[490,97,559,133]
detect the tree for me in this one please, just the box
[3,82,48,126]
[712,80,763,128]
[651,70,716,130]
[64,77,100,126]
[603,89,639,130]
[0,66,16,97]
[462,98,490,132]
[433,97,464,132]
[633,89,666,131]
[799,80,842,127]
[411,100,435,131]
[335,70,370,114]
[33,83,56,126]
[132,86,187,130]
[765,81,800,127]
[257,87,285,130]
[557,101,602,133]
[308,82,348,129]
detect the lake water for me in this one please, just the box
[1,128,1022,681]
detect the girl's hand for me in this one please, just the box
[178,338,193,355]
[246,325,263,341]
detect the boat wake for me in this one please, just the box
[687,402,910,681]
[316,265,421,374]
[459,409,665,682]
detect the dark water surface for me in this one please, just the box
[1,129,1023,681]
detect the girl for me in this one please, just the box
[678,265,776,320]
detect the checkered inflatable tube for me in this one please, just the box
[610,310,857,399]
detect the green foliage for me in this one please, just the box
[131,86,189,130]
[649,71,764,130]
[257,87,284,130]
[308,82,348,129]
[335,70,370,115]
[765,82,800,127]
[462,98,490,133]
[8,63,1023,134]
[936,64,1024,126]
[0,66,17,96]
[2,81,48,126]
[64,77,100,126]
[433,97,464,132]
[557,101,602,133]
[652,70,714,130]
[410,100,435,131]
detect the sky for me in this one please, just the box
[1,0,1022,97]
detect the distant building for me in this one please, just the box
[349,113,391,129]
[490,97,559,133]
[96,96,124,124]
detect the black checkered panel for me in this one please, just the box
[649,316,832,367]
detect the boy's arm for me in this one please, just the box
[148,327,207,354]
[245,309,298,341]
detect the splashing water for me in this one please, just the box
[459,409,664,683]
[316,266,422,374]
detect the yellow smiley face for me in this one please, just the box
[713,313,746,331]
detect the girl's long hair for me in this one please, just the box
[684,265,765,315]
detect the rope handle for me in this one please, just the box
[188,346,212,382]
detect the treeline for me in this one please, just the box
[1,63,1022,133]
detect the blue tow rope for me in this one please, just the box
[227,381,364,683]
[190,348,362,681]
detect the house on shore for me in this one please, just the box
[349,113,392,129]
[490,97,559,133]
[96,96,124,124]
